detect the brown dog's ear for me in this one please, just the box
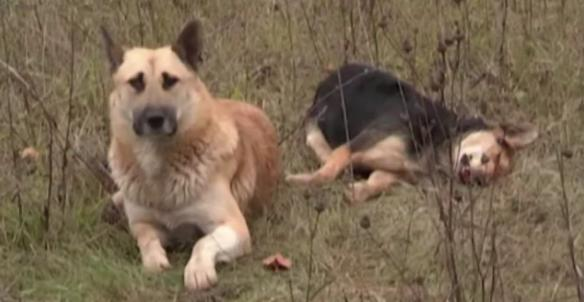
[499,122,538,150]
[100,26,124,73]
[172,19,203,71]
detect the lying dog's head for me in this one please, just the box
[452,122,538,186]
[101,19,208,142]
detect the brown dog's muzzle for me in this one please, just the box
[133,105,177,137]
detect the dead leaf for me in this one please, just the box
[20,147,40,161]
[262,253,292,271]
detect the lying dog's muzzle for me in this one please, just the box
[458,168,489,187]
[133,106,177,137]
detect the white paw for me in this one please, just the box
[184,258,217,291]
[141,247,171,273]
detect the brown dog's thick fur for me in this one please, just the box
[102,19,280,291]
[109,97,280,213]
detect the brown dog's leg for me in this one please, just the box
[344,170,398,204]
[130,222,171,272]
[286,144,351,185]
[184,181,252,291]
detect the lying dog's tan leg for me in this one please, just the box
[184,182,252,291]
[286,144,351,185]
[350,135,415,173]
[130,222,171,272]
[305,121,332,163]
[344,170,398,204]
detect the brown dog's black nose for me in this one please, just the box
[133,106,177,137]
[146,115,165,130]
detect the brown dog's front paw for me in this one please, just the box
[184,258,217,291]
[142,248,171,273]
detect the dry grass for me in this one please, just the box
[1,0,584,301]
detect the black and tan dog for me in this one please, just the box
[287,63,538,204]
[101,20,280,291]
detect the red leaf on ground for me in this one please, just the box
[262,253,292,271]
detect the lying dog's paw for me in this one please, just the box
[142,247,171,273]
[184,258,217,291]
[285,173,316,185]
[344,182,370,205]
[286,172,332,185]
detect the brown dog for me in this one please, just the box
[101,19,280,291]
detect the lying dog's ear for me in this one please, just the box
[498,122,538,150]
[172,19,203,71]
[100,26,124,73]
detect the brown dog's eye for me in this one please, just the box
[128,72,145,92]
[481,154,490,164]
[162,72,179,90]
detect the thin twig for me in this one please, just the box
[43,123,54,235]
[468,187,487,302]
[498,0,509,70]
[58,14,76,211]
[366,0,379,65]
[146,0,159,43]
[556,148,584,302]
[135,1,145,45]
[3,30,23,232]
[299,0,323,67]
[488,224,498,302]
[336,67,356,197]
[288,276,296,302]
[282,0,297,143]
[433,3,464,297]
[305,210,322,302]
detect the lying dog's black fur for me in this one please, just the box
[307,63,488,160]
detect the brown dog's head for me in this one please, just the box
[452,122,538,186]
[101,19,208,142]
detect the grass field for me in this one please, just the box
[1,0,584,301]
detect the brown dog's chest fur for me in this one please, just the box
[109,100,280,215]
